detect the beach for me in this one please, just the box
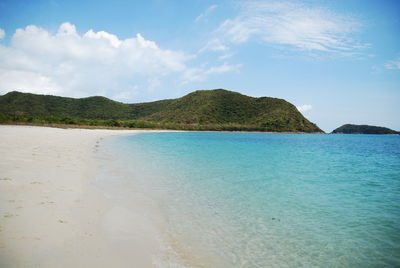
[1,126,399,267]
[0,125,164,268]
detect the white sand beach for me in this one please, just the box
[0,125,164,268]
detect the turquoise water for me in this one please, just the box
[102,133,400,267]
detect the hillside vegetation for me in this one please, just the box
[332,124,399,134]
[0,89,322,132]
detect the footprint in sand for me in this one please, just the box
[39,201,54,205]
[4,213,18,218]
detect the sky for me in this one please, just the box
[0,0,399,132]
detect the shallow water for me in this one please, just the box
[99,133,400,267]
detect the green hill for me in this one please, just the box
[0,89,322,132]
[332,124,399,134]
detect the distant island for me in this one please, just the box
[332,124,399,135]
[0,89,323,133]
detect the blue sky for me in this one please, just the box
[0,0,399,131]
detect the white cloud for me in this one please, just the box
[0,70,62,95]
[218,53,234,60]
[199,38,229,53]
[0,22,189,98]
[296,104,312,112]
[182,63,241,84]
[0,29,5,39]
[217,1,365,54]
[384,58,400,70]
[84,29,122,48]
[195,4,218,22]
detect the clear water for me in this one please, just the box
[100,133,400,267]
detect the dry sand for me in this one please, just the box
[0,125,165,268]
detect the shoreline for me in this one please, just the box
[0,125,164,267]
[1,122,326,134]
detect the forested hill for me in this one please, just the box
[0,89,323,133]
[332,124,399,134]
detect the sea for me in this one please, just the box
[95,132,400,267]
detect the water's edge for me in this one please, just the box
[93,133,200,267]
